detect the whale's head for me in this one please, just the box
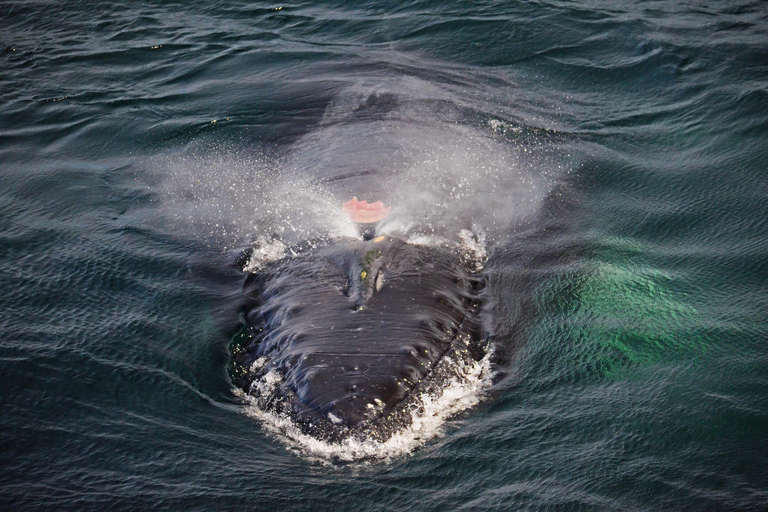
[231,236,487,444]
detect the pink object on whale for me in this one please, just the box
[342,197,392,224]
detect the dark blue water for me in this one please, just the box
[2,1,767,509]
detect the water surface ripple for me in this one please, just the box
[1,0,767,510]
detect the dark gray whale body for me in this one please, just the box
[231,235,488,444]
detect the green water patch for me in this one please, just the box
[522,235,704,384]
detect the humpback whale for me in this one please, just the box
[230,218,490,448]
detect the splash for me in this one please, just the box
[148,145,358,248]
[288,80,553,244]
[151,77,563,253]
[242,236,286,273]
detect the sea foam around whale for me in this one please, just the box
[238,348,494,463]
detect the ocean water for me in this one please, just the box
[2,0,767,510]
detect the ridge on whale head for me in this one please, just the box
[231,198,489,447]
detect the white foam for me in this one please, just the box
[488,117,523,136]
[405,233,451,248]
[249,356,267,373]
[457,229,487,272]
[243,237,287,273]
[238,349,493,463]
[406,229,487,273]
